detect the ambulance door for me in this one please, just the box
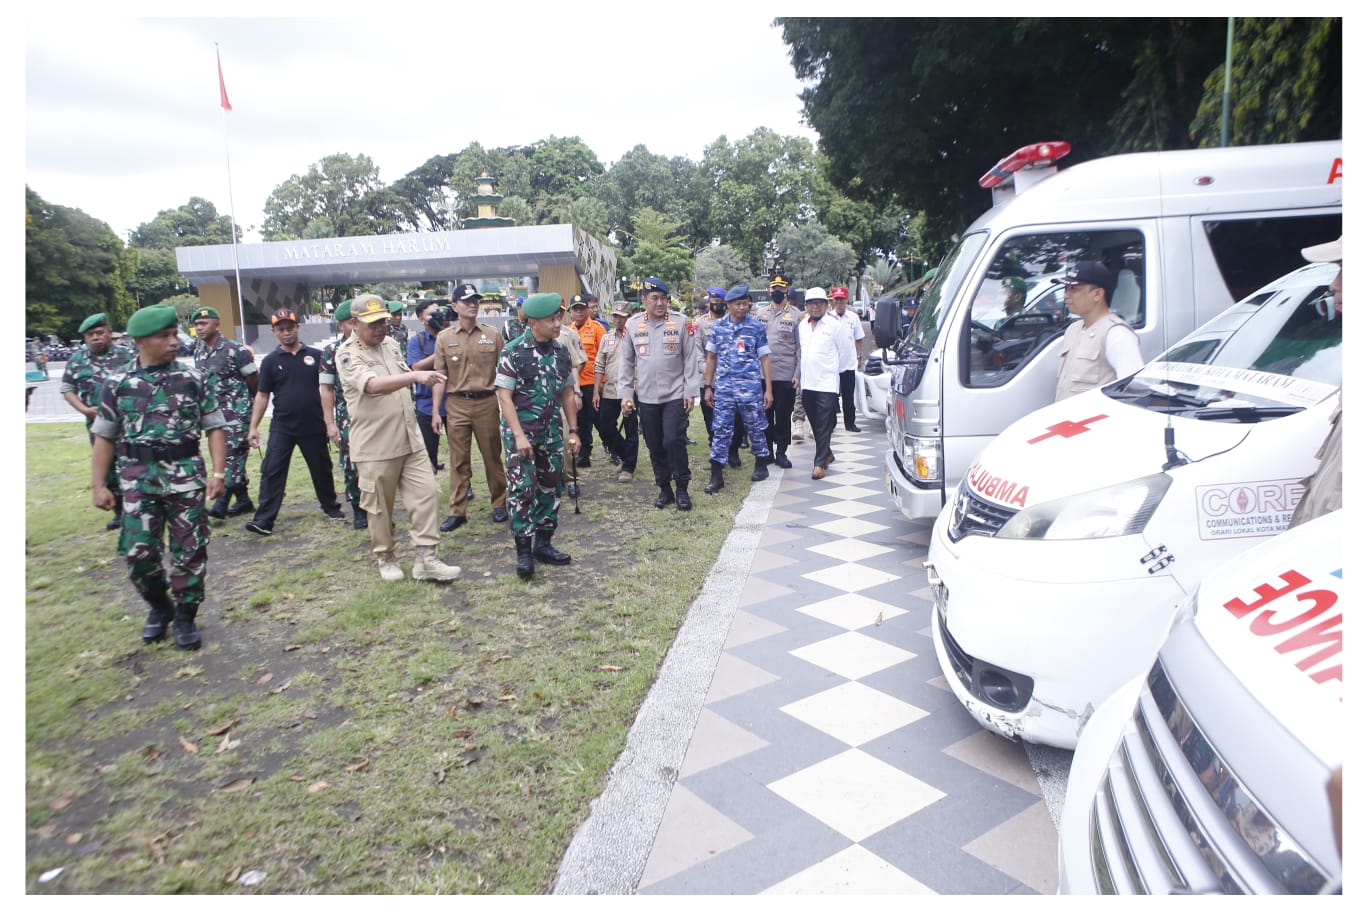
[940,225,1151,479]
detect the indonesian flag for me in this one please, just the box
[217,48,232,112]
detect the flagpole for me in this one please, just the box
[217,44,248,345]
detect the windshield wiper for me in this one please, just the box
[1192,405,1302,422]
[1110,385,1211,408]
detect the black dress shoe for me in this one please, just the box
[774,452,793,469]
[575,456,591,468]
[845,424,862,432]
[491,507,509,523]
[323,505,346,519]
[439,515,467,532]
[245,521,273,536]
[655,486,675,508]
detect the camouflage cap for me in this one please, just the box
[523,293,564,319]
[126,304,179,339]
[78,313,109,334]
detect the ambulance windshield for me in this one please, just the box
[901,232,988,355]
[1115,262,1341,413]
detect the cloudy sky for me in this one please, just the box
[24,8,824,244]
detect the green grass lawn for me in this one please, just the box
[26,416,753,893]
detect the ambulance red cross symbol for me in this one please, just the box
[1027,414,1108,444]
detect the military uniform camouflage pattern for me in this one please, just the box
[319,339,360,509]
[494,333,573,537]
[501,318,527,346]
[62,342,136,501]
[91,360,227,611]
[388,321,409,351]
[706,314,771,464]
[191,334,256,493]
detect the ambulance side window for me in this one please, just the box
[964,230,1145,388]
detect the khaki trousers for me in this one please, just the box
[357,448,441,555]
[444,395,508,516]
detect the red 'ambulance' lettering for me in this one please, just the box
[1327,158,1343,184]
[1221,568,1341,690]
[966,463,1029,507]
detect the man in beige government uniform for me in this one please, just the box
[432,284,509,530]
[337,294,462,582]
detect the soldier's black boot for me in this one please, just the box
[675,482,693,511]
[514,535,535,578]
[532,530,572,565]
[704,461,726,494]
[171,603,201,651]
[654,484,675,509]
[226,486,254,517]
[107,495,123,531]
[774,449,792,469]
[141,588,175,644]
[352,505,368,529]
[727,448,742,468]
[751,456,770,482]
[206,492,231,519]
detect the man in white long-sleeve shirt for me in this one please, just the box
[796,287,855,480]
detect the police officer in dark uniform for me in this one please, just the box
[90,304,227,649]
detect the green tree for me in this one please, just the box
[702,128,824,273]
[529,136,605,200]
[391,153,460,231]
[26,187,131,338]
[773,221,857,289]
[449,143,534,221]
[623,244,694,295]
[1190,18,1342,147]
[129,197,239,248]
[495,195,534,227]
[122,247,186,311]
[693,244,750,291]
[780,17,1244,255]
[262,153,403,240]
[600,145,705,250]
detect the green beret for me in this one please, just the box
[386,300,404,314]
[334,299,353,321]
[126,305,179,339]
[1003,276,1028,292]
[523,293,564,319]
[190,306,220,321]
[78,313,109,334]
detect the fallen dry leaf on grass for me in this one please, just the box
[255,672,273,686]
[214,778,254,793]
[207,718,239,736]
[597,665,624,672]
[215,735,239,754]
[306,781,329,793]
[283,644,302,652]
[266,681,291,695]
[179,735,199,754]
[48,793,75,812]
[343,760,369,773]
[453,730,474,739]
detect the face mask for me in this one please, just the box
[771,290,785,304]
[710,301,726,315]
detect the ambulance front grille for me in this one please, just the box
[947,486,1016,541]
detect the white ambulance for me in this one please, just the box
[1058,509,1342,894]
[875,139,1342,522]
[922,260,1340,748]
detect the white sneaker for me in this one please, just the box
[413,546,461,582]
[377,552,404,582]
[792,420,806,442]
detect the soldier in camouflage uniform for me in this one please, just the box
[190,306,258,519]
[495,292,581,578]
[61,312,135,530]
[386,301,409,350]
[701,285,773,494]
[90,304,227,650]
[320,300,366,528]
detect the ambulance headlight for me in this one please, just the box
[996,474,1172,540]
[901,435,941,484]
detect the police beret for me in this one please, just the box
[523,292,564,319]
[724,284,752,302]
[707,287,727,298]
[126,304,179,339]
[190,306,220,321]
[334,299,353,321]
[386,300,405,314]
[642,276,669,296]
[78,313,109,334]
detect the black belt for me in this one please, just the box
[448,390,495,399]
[121,440,200,461]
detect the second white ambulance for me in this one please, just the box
[923,261,1341,749]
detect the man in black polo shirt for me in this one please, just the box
[245,308,344,535]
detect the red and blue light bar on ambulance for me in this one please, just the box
[979,141,1072,189]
